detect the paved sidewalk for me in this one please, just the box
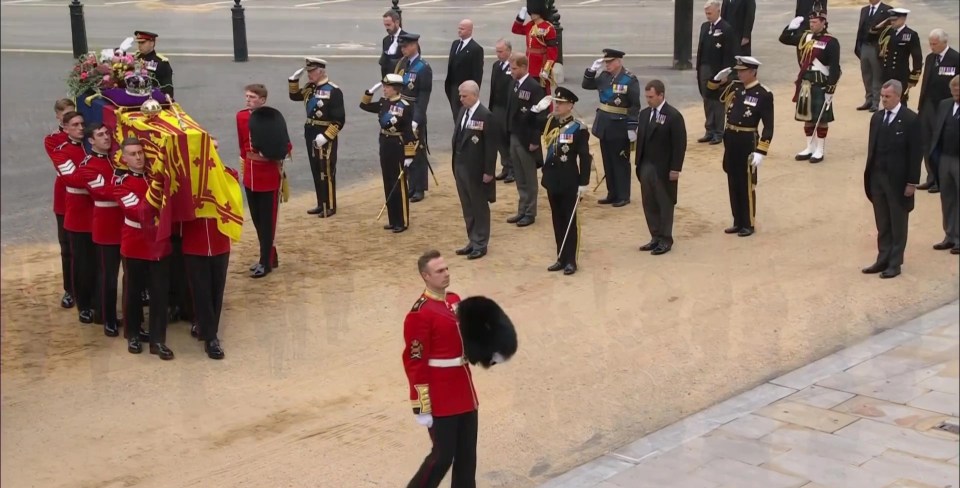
[540,300,960,488]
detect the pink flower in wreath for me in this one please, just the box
[103,75,111,82]
[141,69,148,75]
[80,72,88,80]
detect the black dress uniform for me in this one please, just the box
[360,74,419,232]
[873,9,922,106]
[706,56,774,236]
[541,87,592,275]
[918,45,959,188]
[582,48,640,206]
[133,31,173,98]
[289,58,346,217]
[395,33,434,202]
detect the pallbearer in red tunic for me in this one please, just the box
[50,111,96,324]
[78,122,126,337]
[45,98,77,309]
[511,0,559,95]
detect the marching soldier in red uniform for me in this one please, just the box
[403,250,479,488]
[45,98,77,309]
[115,137,174,360]
[78,123,126,337]
[511,0,558,95]
[50,111,97,324]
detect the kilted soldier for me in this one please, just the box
[780,8,841,164]
[540,87,592,276]
[872,8,922,106]
[114,137,174,360]
[511,0,558,94]
[45,98,76,309]
[289,57,346,217]
[582,48,641,206]
[706,56,775,237]
[360,74,419,233]
[78,123,126,337]
[50,111,96,323]
[395,32,434,203]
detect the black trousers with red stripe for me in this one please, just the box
[722,131,758,230]
[67,230,95,311]
[56,213,72,293]
[406,410,478,488]
[184,253,229,341]
[123,256,170,343]
[246,187,279,269]
[96,244,121,325]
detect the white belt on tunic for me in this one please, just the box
[65,187,89,195]
[124,217,141,229]
[428,357,466,368]
[94,201,119,207]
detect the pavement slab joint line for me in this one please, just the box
[538,299,960,488]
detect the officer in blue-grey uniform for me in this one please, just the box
[395,32,434,203]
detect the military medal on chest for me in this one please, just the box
[560,155,568,162]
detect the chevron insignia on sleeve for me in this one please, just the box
[57,160,76,175]
[120,192,140,208]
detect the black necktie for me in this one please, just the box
[884,110,893,125]
[456,40,464,54]
[649,108,658,126]
[869,5,875,17]
[514,80,520,92]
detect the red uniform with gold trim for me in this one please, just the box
[51,138,94,233]
[402,290,478,417]
[114,172,171,261]
[511,17,558,92]
[79,152,125,246]
[236,108,291,192]
[44,128,69,216]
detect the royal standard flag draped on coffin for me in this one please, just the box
[115,106,244,242]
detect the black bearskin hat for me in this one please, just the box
[526,0,547,16]
[248,106,291,161]
[456,296,517,369]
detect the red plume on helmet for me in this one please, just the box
[456,296,517,369]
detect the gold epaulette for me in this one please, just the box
[156,53,169,61]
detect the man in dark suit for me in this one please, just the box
[379,10,405,79]
[635,80,687,256]
[505,53,548,227]
[697,0,738,144]
[721,0,755,56]
[928,75,960,254]
[863,79,922,279]
[855,0,891,112]
[452,81,498,260]
[490,39,515,183]
[445,19,484,120]
[918,29,958,192]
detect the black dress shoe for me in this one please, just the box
[861,262,887,274]
[516,216,535,227]
[249,262,260,272]
[612,200,630,208]
[60,292,75,309]
[205,339,225,360]
[952,247,959,255]
[455,245,474,256]
[651,244,672,255]
[928,185,940,194]
[392,225,408,233]
[467,248,487,260]
[639,239,659,251]
[880,266,901,279]
[504,175,515,183]
[190,322,201,339]
[150,343,175,360]
[697,135,712,143]
[251,264,271,278]
[709,137,722,145]
[307,206,323,215]
[319,208,337,218]
[597,198,614,205]
[933,240,956,251]
[547,261,564,272]
[128,337,142,354]
[563,263,577,275]
[724,226,740,234]
[495,171,508,180]
[409,192,424,202]
[79,309,94,324]
[384,224,395,230]
[856,102,872,111]
[737,227,755,237]
[506,214,523,224]
[104,322,119,337]
[868,106,878,112]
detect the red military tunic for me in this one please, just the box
[51,138,94,233]
[511,18,559,91]
[44,128,69,216]
[179,218,230,257]
[114,172,171,261]
[79,152,125,246]
[402,290,478,417]
[237,108,291,192]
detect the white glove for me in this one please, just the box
[788,16,804,30]
[404,158,413,167]
[540,69,549,80]
[530,95,552,114]
[713,67,733,81]
[517,6,527,20]
[314,134,328,147]
[627,130,637,142]
[824,93,834,109]
[415,413,433,428]
[751,152,763,168]
[369,82,382,93]
[578,185,588,196]
[590,58,604,72]
[289,67,304,81]
[411,121,419,132]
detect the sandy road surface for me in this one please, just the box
[2,62,958,487]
